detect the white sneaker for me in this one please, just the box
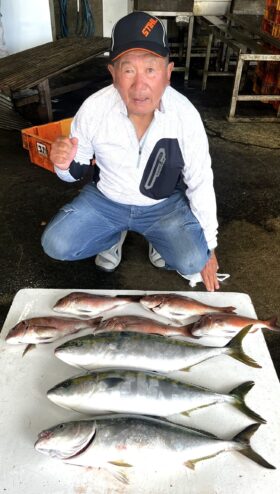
[148,243,166,268]
[148,243,230,287]
[95,231,127,272]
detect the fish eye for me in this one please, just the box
[61,379,73,389]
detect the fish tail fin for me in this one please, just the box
[89,317,103,328]
[233,424,276,469]
[220,306,236,313]
[226,325,261,368]
[181,323,198,338]
[230,381,266,424]
[264,316,280,332]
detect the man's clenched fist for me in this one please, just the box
[50,136,79,170]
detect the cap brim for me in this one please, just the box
[110,41,169,62]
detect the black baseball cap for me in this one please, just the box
[110,11,169,62]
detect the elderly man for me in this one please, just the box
[42,11,219,291]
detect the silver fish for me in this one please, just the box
[5,316,101,345]
[53,292,140,316]
[34,416,275,471]
[140,294,236,322]
[47,370,265,424]
[191,313,280,337]
[95,315,193,337]
[54,326,260,372]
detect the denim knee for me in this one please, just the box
[172,248,209,275]
[41,230,72,261]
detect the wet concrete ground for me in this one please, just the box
[0,66,279,377]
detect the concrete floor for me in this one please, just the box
[0,67,279,378]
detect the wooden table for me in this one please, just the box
[201,15,280,121]
[0,36,110,122]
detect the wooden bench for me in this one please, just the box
[0,36,110,122]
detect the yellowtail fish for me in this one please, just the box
[140,294,236,322]
[53,292,140,316]
[47,370,265,425]
[54,326,260,372]
[34,416,275,474]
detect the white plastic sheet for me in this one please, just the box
[0,289,279,493]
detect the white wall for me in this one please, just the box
[1,0,53,55]
[103,0,133,37]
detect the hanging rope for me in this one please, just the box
[59,0,94,38]
[76,0,94,37]
[59,0,69,37]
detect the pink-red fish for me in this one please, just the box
[6,316,101,345]
[140,294,236,322]
[191,313,280,338]
[53,292,140,317]
[95,315,193,337]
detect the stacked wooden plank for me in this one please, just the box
[0,36,110,95]
[0,94,31,130]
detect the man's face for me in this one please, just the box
[108,50,173,117]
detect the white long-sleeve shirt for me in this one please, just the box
[55,84,218,249]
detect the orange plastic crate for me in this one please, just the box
[22,118,73,173]
[261,18,280,38]
[265,0,280,9]
[264,6,276,20]
[275,10,280,23]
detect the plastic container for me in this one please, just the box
[265,0,280,9]
[261,17,280,38]
[21,118,73,173]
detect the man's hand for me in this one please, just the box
[201,250,220,292]
[50,136,78,170]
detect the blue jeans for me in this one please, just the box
[41,184,210,274]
